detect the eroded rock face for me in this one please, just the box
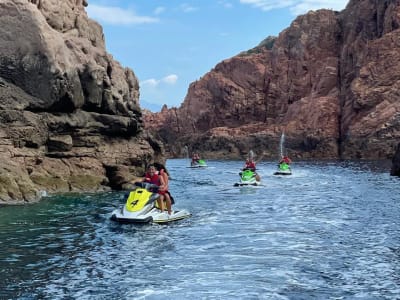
[145,0,400,162]
[0,0,163,204]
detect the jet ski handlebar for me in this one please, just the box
[134,182,159,192]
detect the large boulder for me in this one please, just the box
[0,0,163,203]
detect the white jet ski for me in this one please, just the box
[110,183,191,224]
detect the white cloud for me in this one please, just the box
[162,74,178,84]
[140,74,178,87]
[139,83,162,106]
[179,3,198,13]
[140,75,180,107]
[239,0,293,11]
[86,4,159,25]
[141,78,159,87]
[239,0,348,15]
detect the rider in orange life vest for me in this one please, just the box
[143,165,170,214]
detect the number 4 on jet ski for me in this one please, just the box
[110,182,191,224]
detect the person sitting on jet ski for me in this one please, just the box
[153,162,172,215]
[279,156,292,164]
[191,153,200,165]
[243,158,256,171]
[241,158,261,181]
[142,165,170,214]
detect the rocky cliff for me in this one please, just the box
[144,0,400,162]
[0,0,163,204]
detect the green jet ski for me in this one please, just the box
[273,162,292,175]
[234,168,261,186]
[190,159,208,168]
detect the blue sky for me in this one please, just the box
[86,0,349,112]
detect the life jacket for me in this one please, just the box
[144,172,160,185]
[246,161,256,169]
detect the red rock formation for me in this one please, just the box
[0,0,163,203]
[144,0,400,161]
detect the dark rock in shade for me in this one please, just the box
[390,143,400,176]
[47,135,73,152]
[0,0,164,204]
[143,0,400,162]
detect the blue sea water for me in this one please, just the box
[0,159,399,299]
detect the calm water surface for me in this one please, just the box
[0,159,399,299]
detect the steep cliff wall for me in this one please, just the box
[0,0,163,204]
[145,0,400,161]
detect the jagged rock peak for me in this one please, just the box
[0,0,140,116]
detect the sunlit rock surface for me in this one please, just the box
[144,0,400,162]
[0,0,163,203]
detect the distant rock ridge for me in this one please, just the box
[144,0,400,164]
[0,0,163,204]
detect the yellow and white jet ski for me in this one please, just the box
[110,183,191,224]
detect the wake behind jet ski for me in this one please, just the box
[110,182,191,224]
[274,133,293,175]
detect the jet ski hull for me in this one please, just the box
[110,208,191,224]
[234,169,260,187]
[274,163,292,175]
[110,213,153,224]
[273,170,292,175]
[233,181,260,187]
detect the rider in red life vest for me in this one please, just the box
[242,158,260,181]
[144,165,160,185]
[143,165,168,213]
[243,158,256,171]
[279,156,292,164]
